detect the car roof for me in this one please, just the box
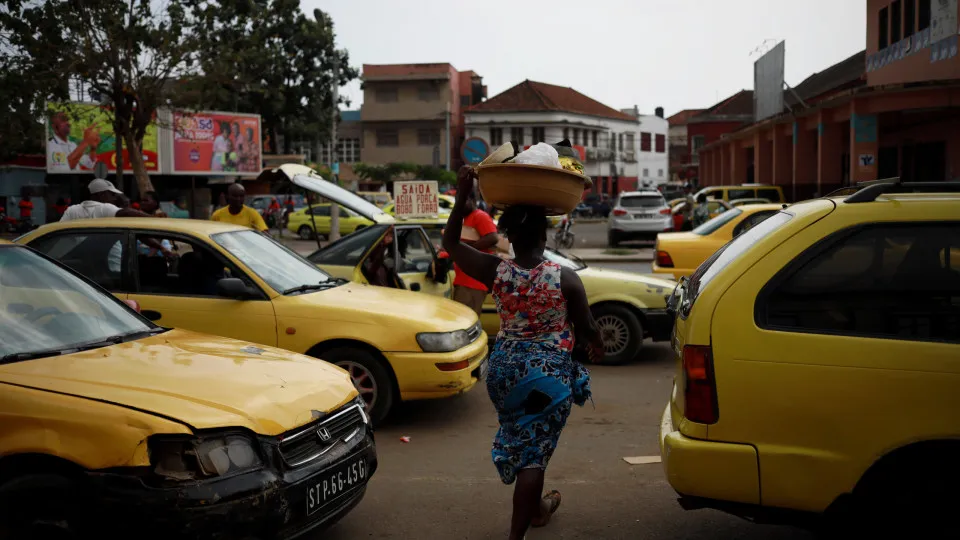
[31,218,248,235]
[619,191,664,197]
[735,203,786,213]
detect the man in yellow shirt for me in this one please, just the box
[210,183,268,231]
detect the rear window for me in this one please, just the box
[692,208,743,235]
[619,195,664,209]
[757,188,782,202]
[683,211,793,315]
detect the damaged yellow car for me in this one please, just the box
[0,241,376,538]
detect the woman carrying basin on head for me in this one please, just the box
[442,166,604,540]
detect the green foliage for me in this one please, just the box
[353,162,455,185]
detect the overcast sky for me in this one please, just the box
[306,0,866,117]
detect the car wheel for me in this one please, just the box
[591,304,642,365]
[319,347,395,426]
[0,473,84,538]
[607,231,621,248]
[298,225,314,240]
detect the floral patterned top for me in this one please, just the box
[492,260,574,353]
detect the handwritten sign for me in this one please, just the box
[393,181,439,218]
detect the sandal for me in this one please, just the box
[531,490,561,528]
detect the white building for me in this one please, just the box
[464,80,669,195]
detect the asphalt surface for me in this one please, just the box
[317,261,813,540]
[561,220,657,250]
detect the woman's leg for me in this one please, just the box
[509,468,545,540]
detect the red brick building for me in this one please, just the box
[667,109,703,181]
[698,0,960,200]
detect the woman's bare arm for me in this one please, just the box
[561,267,604,362]
[441,166,501,290]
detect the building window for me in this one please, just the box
[460,95,471,106]
[417,129,440,146]
[625,133,635,149]
[511,127,525,145]
[376,87,398,103]
[419,85,440,101]
[608,133,616,150]
[490,128,503,147]
[879,6,889,49]
[891,0,902,43]
[643,168,649,178]
[532,127,546,144]
[592,131,598,147]
[905,0,916,37]
[337,138,360,163]
[376,129,399,147]
[563,127,569,141]
[655,134,666,153]
[692,135,706,151]
[919,0,930,30]
[573,129,580,145]
[618,133,624,150]
[658,169,664,178]
[640,132,652,152]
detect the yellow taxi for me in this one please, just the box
[17,166,487,425]
[0,240,375,537]
[694,183,786,203]
[659,181,960,532]
[287,204,373,240]
[653,203,784,279]
[357,191,393,208]
[309,221,678,365]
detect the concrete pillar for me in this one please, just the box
[772,125,792,190]
[850,100,879,184]
[719,143,729,185]
[818,112,842,196]
[754,131,773,184]
[794,121,817,201]
[731,142,747,185]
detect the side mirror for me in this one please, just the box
[217,278,253,299]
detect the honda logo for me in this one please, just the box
[317,427,332,442]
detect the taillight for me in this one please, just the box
[612,209,628,216]
[682,345,718,424]
[659,208,671,215]
[655,250,674,268]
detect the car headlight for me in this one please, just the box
[149,432,263,481]
[416,322,480,353]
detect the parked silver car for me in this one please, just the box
[607,190,672,247]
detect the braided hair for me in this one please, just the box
[498,205,548,251]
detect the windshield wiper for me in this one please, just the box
[0,348,74,364]
[0,329,167,365]
[283,279,345,295]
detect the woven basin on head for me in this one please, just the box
[476,163,592,216]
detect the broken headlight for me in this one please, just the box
[149,432,263,481]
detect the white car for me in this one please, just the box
[607,191,672,247]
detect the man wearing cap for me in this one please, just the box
[47,111,100,172]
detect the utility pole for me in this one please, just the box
[328,52,341,241]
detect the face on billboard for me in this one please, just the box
[45,102,159,174]
[173,112,262,175]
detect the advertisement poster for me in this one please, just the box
[172,111,262,175]
[931,0,958,43]
[45,102,159,174]
[393,181,439,218]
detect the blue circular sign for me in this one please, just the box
[461,137,489,164]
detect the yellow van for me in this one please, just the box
[694,184,785,204]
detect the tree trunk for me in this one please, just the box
[123,131,155,194]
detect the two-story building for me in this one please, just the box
[667,109,704,182]
[697,0,959,200]
[359,63,485,171]
[464,80,669,195]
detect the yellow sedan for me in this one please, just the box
[18,166,488,425]
[287,204,373,239]
[653,203,784,279]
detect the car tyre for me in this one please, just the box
[319,347,395,426]
[591,304,642,365]
[298,225,314,241]
[0,473,84,538]
[607,231,621,248]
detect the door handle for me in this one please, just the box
[409,283,421,292]
[141,310,162,321]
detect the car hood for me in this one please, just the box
[0,329,357,436]
[274,281,479,335]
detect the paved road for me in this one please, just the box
[319,341,812,540]
[563,221,657,250]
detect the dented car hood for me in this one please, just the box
[0,329,357,436]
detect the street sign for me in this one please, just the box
[393,181,439,218]
[461,137,489,164]
[94,161,108,179]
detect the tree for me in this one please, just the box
[187,3,356,156]
[0,0,201,193]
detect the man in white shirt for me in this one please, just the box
[47,112,99,172]
[61,179,173,271]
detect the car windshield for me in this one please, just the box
[620,195,664,208]
[211,230,335,293]
[692,208,743,235]
[0,246,154,360]
[544,248,586,271]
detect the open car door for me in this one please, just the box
[394,225,451,298]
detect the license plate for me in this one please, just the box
[636,213,654,219]
[306,456,367,515]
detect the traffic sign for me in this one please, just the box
[461,137,489,164]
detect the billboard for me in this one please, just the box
[753,41,786,122]
[172,111,262,175]
[45,102,159,174]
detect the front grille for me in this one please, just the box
[278,404,366,468]
[467,322,482,342]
